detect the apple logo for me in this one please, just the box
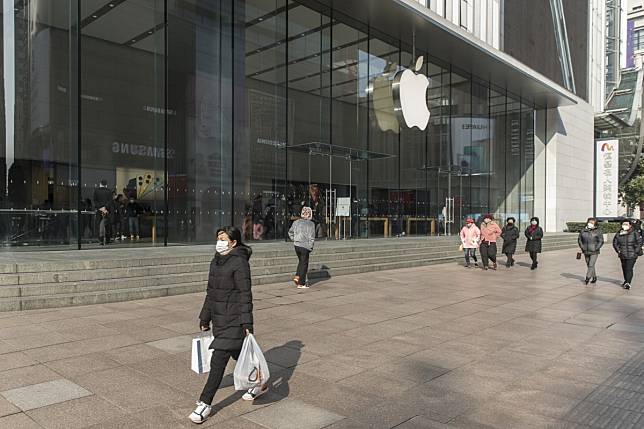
[392,56,430,131]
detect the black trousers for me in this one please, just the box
[529,251,538,264]
[199,348,241,405]
[295,246,310,285]
[480,242,497,267]
[621,258,637,284]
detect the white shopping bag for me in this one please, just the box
[191,334,213,374]
[234,334,270,390]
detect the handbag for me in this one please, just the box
[576,252,582,260]
[191,333,214,374]
[458,244,463,252]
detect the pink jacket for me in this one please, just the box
[460,225,481,249]
[480,222,502,244]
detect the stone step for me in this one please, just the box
[0,234,579,274]
[0,240,581,311]
[1,237,579,287]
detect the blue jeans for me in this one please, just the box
[464,248,478,265]
[128,217,139,236]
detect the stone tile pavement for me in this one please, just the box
[0,248,643,428]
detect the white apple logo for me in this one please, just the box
[392,56,430,131]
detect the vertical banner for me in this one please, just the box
[595,139,619,217]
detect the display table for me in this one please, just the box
[405,217,437,235]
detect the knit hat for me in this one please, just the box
[466,218,474,224]
[301,206,313,220]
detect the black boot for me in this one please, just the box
[584,277,590,285]
[591,277,597,284]
[531,262,537,270]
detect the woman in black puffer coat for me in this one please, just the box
[525,217,544,270]
[613,219,644,290]
[190,226,264,425]
[501,217,520,267]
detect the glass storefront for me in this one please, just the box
[0,0,542,248]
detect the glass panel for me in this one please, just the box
[81,0,165,247]
[235,0,287,241]
[470,80,490,220]
[504,94,522,224]
[489,87,505,220]
[367,34,399,238]
[287,1,331,239]
[449,71,470,230]
[520,102,535,228]
[167,1,233,244]
[1,1,78,248]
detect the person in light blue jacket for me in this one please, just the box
[289,206,316,289]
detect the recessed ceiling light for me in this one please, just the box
[258,17,263,21]
[92,15,98,18]
[131,39,136,42]
[109,3,115,7]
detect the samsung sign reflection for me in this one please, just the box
[112,142,175,159]
[595,139,619,217]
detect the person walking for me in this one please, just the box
[525,217,544,270]
[190,226,266,425]
[93,180,112,245]
[460,218,480,268]
[578,217,604,285]
[126,198,140,240]
[479,214,502,270]
[501,217,520,267]
[289,206,316,289]
[613,219,644,290]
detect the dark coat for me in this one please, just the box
[613,230,643,260]
[199,246,253,351]
[501,225,519,254]
[525,218,543,253]
[93,187,112,210]
[578,228,604,255]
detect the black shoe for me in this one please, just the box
[584,277,590,285]
[531,263,537,270]
[591,277,597,284]
[511,259,515,266]
[624,283,631,290]
[483,266,488,271]
[505,261,511,268]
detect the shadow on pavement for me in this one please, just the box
[560,272,623,286]
[213,340,303,413]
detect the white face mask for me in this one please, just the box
[622,225,630,231]
[216,240,230,254]
[587,223,595,229]
[531,221,537,225]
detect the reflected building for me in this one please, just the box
[0,0,595,248]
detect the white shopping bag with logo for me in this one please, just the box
[233,334,270,390]
[191,334,213,374]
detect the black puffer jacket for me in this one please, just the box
[578,228,604,255]
[613,230,643,260]
[525,217,544,253]
[501,223,520,254]
[199,246,253,351]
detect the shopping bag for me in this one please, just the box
[576,252,582,260]
[458,244,463,252]
[233,334,270,390]
[191,334,213,374]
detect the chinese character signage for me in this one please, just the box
[596,139,619,217]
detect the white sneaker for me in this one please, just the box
[189,401,211,424]
[297,283,310,289]
[242,384,268,401]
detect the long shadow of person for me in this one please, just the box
[212,340,304,413]
[561,272,623,286]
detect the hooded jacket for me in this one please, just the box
[501,218,520,254]
[525,217,544,253]
[199,246,253,351]
[289,218,316,251]
[460,224,481,249]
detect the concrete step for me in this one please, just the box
[0,235,580,311]
[2,237,579,287]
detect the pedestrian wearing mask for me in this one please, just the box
[479,214,502,270]
[613,219,644,290]
[525,217,543,270]
[578,217,604,285]
[501,217,520,267]
[190,226,266,425]
[460,218,480,268]
[289,206,316,289]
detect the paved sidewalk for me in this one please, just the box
[0,248,643,428]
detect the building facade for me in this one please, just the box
[0,0,592,249]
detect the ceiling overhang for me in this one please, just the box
[305,0,578,108]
